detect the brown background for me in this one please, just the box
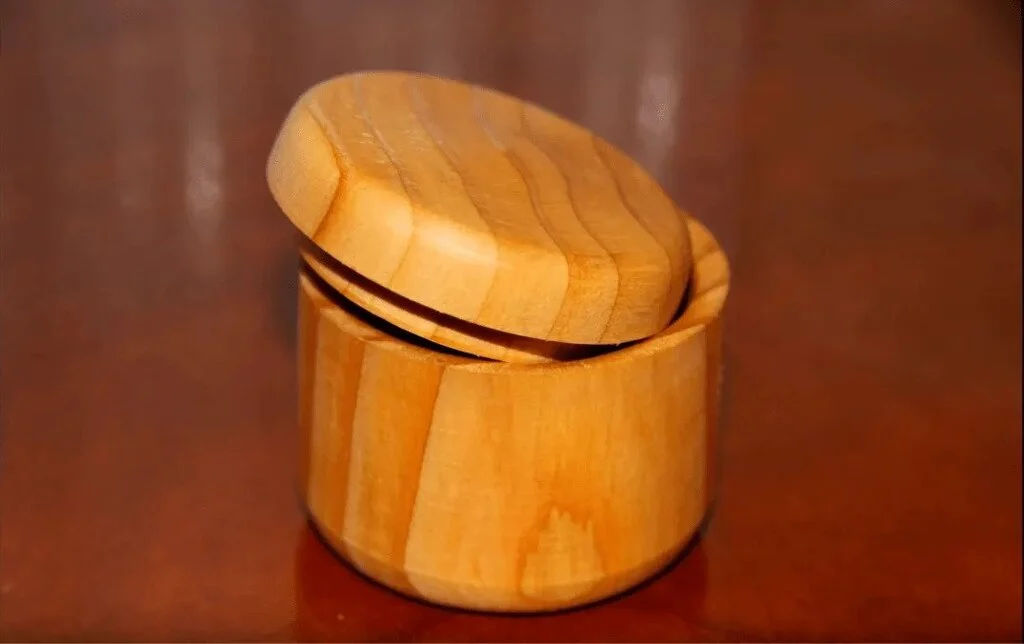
[1,0,1020,640]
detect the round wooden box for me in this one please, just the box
[268,72,730,612]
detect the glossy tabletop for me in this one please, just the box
[1,0,1021,640]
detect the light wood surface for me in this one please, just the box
[7,1,1022,639]
[299,241,601,364]
[298,218,727,612]
[270,71,693,346]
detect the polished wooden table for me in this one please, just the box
[2,1,1020,640]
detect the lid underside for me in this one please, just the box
[299,241,598,364]
[268,71,692,345]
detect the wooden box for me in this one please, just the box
[267,72,730,613]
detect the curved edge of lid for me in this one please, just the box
[298,240,601,364]
[298,216,728,375]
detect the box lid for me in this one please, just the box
[268,71,692,346]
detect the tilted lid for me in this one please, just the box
[268,71,692,345]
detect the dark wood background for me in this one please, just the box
[1,0,1020,640]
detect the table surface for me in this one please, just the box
[2,0,1021,640]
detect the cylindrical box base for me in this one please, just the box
[297,219,728,613]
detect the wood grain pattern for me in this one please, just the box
[6,1,1021,639]
[269,71,693,346]
[298,218,727,612]
[299,240,601,364]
